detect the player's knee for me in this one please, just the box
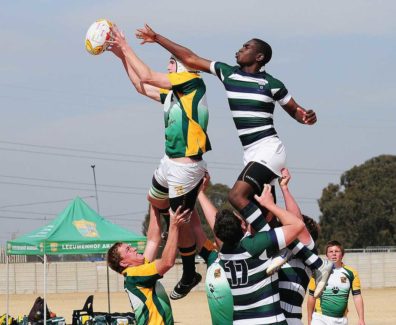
[148,195,169,210]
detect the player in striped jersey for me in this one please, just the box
[198,173,331,325]
[107,206,190,325]
[277,169,321,325]
[108,26,213,299]
[135,24,317,225]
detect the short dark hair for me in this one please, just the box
[325,240,345,256]
[214,209,244,246]
[107,242,125,274]
[252,38,272,65]
[302,215,319,242]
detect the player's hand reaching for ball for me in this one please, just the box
[136,24,157,44]
[107,25,128,53]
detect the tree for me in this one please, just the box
[141,181,232,255]
[317,155,396,250]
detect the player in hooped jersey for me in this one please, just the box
[135,24,316,218]
[107,25,214,300]
[134,24,324,273]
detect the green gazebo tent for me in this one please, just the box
[6,197,146,322]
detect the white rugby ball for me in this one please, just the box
[85,19,113,55]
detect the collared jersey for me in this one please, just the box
[123,260,173,325]
[218,228,288,324]
[308,264,361,318]
[210,62,291,149]
[159,72,211,158]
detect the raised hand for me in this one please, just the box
[254,184,275,208]
[135,23,157,45]
[296,107,317,125]
[169,206,191,225]
[107,25,128,50]
[200,172,211,193]
[278,168,291,187]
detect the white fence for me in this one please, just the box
[1,252,395,294]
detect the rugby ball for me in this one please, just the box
[85,19,113,55]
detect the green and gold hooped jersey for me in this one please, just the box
[123,261,173,325]
[308,264,361,318]
[160,72,211,158]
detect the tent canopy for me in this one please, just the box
[6,197,146,255]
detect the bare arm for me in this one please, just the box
[279,168,312,245]
[155,207,190,275]
[254,184,304,246]
[307,295,316,325]
[197,191,223,248]
[136,24,212,73]
[353,294,365,325]
[143,205,162,262]
[120,56,161,101]
[107,33,162,101]
[197,173,222,247]
[281,97,317,125]
[109,25,172,89]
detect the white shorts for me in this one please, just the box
[312,312,347,325]
[150,155,207,199]
[243,136,286,177]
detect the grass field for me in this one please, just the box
[2,287,395,324]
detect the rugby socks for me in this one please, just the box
[287,240,323,270]
[179,244,197,283]
[239,202,270,232]
[198,239,216,264]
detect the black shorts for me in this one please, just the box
[237,161,278,197]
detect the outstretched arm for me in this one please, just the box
[136,24,212,73]
[108,43,161,101]
[282,97,317,125]
[155,206,190,275]
[109,25,172,89]
[197,174,223,247]
[254,184,304,246]
[143,205,162,262]
[279,168,312,245]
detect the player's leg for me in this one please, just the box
[169,182,203,300]
[229,162,278,232]
[166,158,207,300]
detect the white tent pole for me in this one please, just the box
[6,254,9,325]
[44,253,47,324]
[91,164,111,312]
[107,264,111,313]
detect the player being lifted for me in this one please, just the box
[107,25,214,299]
[135,25,319,268]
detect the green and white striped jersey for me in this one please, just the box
[210,62,291,148]
[218,228,288,324]
[278,258,312,322]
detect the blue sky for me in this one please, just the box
[1,0,395,244]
